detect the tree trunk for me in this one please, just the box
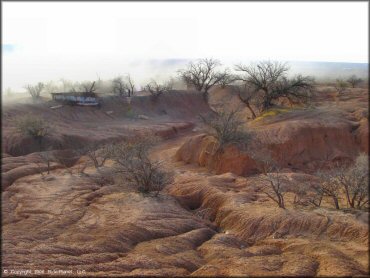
[238,94,257,119]
[203,91,209,103]
[333,197,340,209]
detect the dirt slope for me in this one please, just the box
[2,134,368,276]
[2,92,209,156]
[177,86,369,175]
[1,86,368,277]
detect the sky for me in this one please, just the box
[2,1,369,91]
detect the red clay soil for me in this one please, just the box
[2,134,368,276]
[2,92,208,156]
[1,87,369,277]
[176,86,369,175]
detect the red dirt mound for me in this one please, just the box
[176,106,365,175]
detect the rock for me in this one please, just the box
[138,114,149,120]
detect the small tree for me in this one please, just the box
[15,115,52,151]
[334,79,348,95]
[252,151,288,209]
[235,61,314,111]
[307,182,324,208]
[38,151,53,175]
[315,169,342,210]
[125,75,135,97]
[78,143,112,169]
[336,154,369,209]
[81,81,97,94]
[111,75,136,97]
[178,58,233,102]
[347,75,362,88]
[25,82,44,99]
[144,79,173,98]
[200,108,251,152]
[110,137,173,196]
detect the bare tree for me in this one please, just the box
[235,61,314,111]
[252,151,288,209]
[111,75,135,97]
[25,82,44,99]
[306,182,324,208]
[272,75,314,106]
[144,79,173,98]
[334,79,348,95]
[315,169,342,210]
[110,137,173,196]
[125,75,135,97]
[78,143,112,169]
[80,81,97,94]
[347,75,363,88]
[200,108,251,152]
[336,154,369,209]
[232,83,259,119]
[112,76,126,96]
[38,151,54,175]
[15,114,53,151]
[178,58,233,102]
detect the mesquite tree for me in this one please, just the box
[144,79,173,98]
[235,61,314,112]
[178,58,233,102]
[347,75,362,88]
[25,82,44,99]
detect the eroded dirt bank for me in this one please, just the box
[2,87,369,276]
[2,133,369,277]
[177,87,369,175]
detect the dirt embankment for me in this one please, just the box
[167,172,368,276]
[176,86,369,175]
[176,114,361,175]
[2,162,368,276]
[2,91,208,156]
[2,92,208,189]
[2,86,368,277]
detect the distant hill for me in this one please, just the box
[288,61,368,80]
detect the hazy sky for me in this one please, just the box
[2,2,368,91]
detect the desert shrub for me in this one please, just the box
[111,75,135,97]
[336,153,369,209]
[315,169,342,209]
[347,75,363,88]
[25,82,44,99]
[78,143,112,169]
[252,150,289,209]
[144,79,173,98]
[87,169,115,187]
[315,154,369,210]
[110,137,173,196]
[37,151,53,175]
[15,114,53,151]
[334,79,348,95]
[200,108,251,151]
